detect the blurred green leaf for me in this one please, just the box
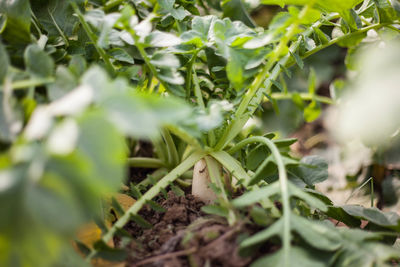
[24,45,55,78]
[293,156,329,186]
[222,0,256,28]
[0,0,31,43]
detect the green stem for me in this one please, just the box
[286,23,388,68]
[192,64,205,109]
[3,78,55,90]
[48,8,69,47]
[204,156,237,225]
[128,157,166,168]
[103,0,124,11]
[215,13,338,150]
[370,177,374,208]
[270,92,333,105]
[87,151,206,261]
[162,128,179,167]
[151,136,168,164]
[228,136,291,266]
[70,2,115,75]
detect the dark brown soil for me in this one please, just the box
[125,191,254,267]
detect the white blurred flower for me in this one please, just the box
[335,41,400,147]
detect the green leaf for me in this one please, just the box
[221,0,256,28]
[326,206,361,227]
[31,0,81,38]
[130,214,153,229]
[101,92,191,138]
[158,0,190,21]
[93,240,127,261]
[233,182,280,207]
[227,50,244,90]
[334,228,400,267]
[294,155,329,186]
[150,52,180,68]
[47,66,77,101]
[260,0,363,13]
[109,48,134,64]
[288,182,327,211]
[0,0,31,43]
[341,205,400,230]
[373,0,398,23]
[77,111,126,191]
[252,246,330,267]
[291,214,342,251]
[303,100,321,122]
[240,218,283,248]
[24,45,55,78]
[145,31,182,47]
[146,199,167,212]
[201,204,229,217]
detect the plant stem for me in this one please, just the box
[270,92,333,105]
[370,177,374,208]
[128,157,166,168]
[286,23,388,68]
[162,128,179,167]
[192,65,205,109]
[3,78,55,90]
[103,0,124,11]
[215,13,338,150]
[86,151,206,261]
[227,136,291,266]
[70,1,115,75]
[204,156,237,225]
[151,136,168,164]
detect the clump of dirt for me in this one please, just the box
[125,191,254,267]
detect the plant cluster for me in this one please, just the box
[0,0,400,266]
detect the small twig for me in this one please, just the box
[133,247,197,266]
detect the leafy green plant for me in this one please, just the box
[0,0,399,266]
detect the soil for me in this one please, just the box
[124,191,257,267]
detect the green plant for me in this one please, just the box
[0,0,400,266]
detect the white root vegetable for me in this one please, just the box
[192,158,238,203]
[192,159,217,203]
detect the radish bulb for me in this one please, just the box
[192,159,217,203]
